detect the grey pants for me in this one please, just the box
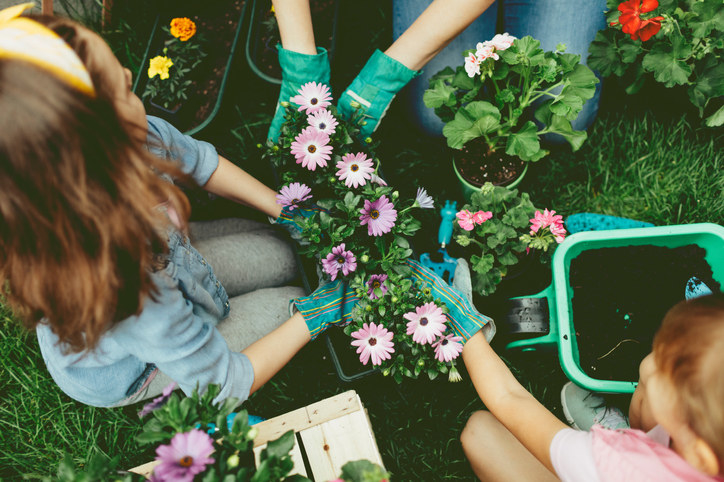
[130,218,305,404]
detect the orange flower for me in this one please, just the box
[170,17,196,41]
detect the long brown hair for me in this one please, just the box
[0,16,191,351]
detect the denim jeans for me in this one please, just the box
[393,0,607,136]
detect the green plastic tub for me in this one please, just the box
[505,223,724,393]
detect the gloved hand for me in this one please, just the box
[293,280,360,340]
[337,49,419,139]
[406,259,493,342]
[268,45,331,143]
[271,204,322,244]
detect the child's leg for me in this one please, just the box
[461,410,559,481]
[189,218,274,242]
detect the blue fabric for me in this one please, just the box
[35,116,255,407]
[392,0,607,136]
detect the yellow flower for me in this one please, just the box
[148,55,173,80]
[170,17,196,41]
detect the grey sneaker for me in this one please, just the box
[560,382,629,431]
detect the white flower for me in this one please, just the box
[475,42,499,61]
[415,187,435,209]
[488,32,516,51]
[464,52,482,78]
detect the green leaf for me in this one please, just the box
[689,60,724,109]
[423,79,457,109]
[587,31,622,77]
[547,115,588,151]
[471,253,494,274]
[505,121,541,161]
[642,34,693,87]
[264,430,295,459]
[452,67,476,90]
[690,0,724,38]
[705,105,724,127]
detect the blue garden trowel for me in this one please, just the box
[420,200,459,284]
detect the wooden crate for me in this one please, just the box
[129,390,384,481]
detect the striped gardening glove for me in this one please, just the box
[293,280,360,340]
[272,204,324,244]
[406,259,493,343]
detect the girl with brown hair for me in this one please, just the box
[0,4,356,407]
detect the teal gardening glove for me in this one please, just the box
[268,45,331,142]
[293,281,359,340]
[337,49,419,139]
[406,259,493,342]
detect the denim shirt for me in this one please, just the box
[36,116,255,407]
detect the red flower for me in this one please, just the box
[611,0,662,41]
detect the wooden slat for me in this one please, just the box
[41,0,53,15]
[253,438,308,478]
[128,460,158,478]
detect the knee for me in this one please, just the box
[461,410,497,454]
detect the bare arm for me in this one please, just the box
[462,332,568,472]
[385,0,496,70]
[243,312,311,394]
[272,0,316,54]
[203,155,282,219]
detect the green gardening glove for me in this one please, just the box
[337,49,419,139]
[268,45,331,142]
[293,280,360,340]
[406,259,493,342]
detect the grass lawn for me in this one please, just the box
[1,0,722,480]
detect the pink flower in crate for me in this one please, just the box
[290,81,332,114]
[322,243,357,281]
[290,126,333,171]
[366,274,388,299]
[351,322,395,366]
[404,302,447,345]
[336,152,374,188]
[456,209,476,231]
[472,210,493,224]
[307,108,338,135]
[276,182,312,210]
[464,52,482,77]
[154,429,215,482]
[360,195,397,236]
[433,334,464,362]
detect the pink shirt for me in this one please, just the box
[551,425,724,482]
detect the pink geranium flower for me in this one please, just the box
[276,182,312,210]
[464,52,482,78]
[433,334,464,362]
[475,42,499,61]
[290,81,332,114]
[472,210,493,224]
[290,126,333,171]
[336,152,374,188]
[530,209,564,233]
[351,322,395,366]
[322,243,357,281]
[487,32,516,51]
[153,429,215,482]
[307,108,338,135]
[360,195,397,236]
[366,274,388,300]
[456,210,476,231]
[404,302,447,345]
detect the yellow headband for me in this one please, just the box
[0,3,95,96]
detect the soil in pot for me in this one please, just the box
[569,244,720,382]
[456,140,525,187]
[142,0,245,133]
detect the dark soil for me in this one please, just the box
[570,244,720,382]
[249,0,338,81]
[456,140,525,186]
[142,0,245,132]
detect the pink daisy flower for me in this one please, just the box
[366,274,388,300]
[290,126,333,171]
[138,382,177,418]
[153,429,215,482]
[370,173,388,187]
[433,334,464,362]
[464,52,482,78]
[351,322,395,366]
[307,108,338,135]
[415,187,435,209]
[472,210,493,224]
[360,195,397,236]
[322,243,357,281]
[456,209,476,231]
[276,182,312,210]
[290,81,332,114]
[336,152,374,188]
[404,302,447,345]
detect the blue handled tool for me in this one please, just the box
[419,200,459,283]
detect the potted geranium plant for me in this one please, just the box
[453,182,566,296]
[266,83,488,383]
[423,34,599,198]
[588,0,724,127]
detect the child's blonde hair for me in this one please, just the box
[0,15,191,352]
[654,293,724,465]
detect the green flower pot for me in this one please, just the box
[453,158,529,201]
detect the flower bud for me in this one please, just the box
[328,176,337,184]
[382,368,390,376]
[365,305,373,312]
[272,145,280,152]
[350,101,361,109]
[361,121,368,126]
[364,137,373,144]
[417,359,425,367]
[280,101,290,107]
[390,296,398,303]
[227,454,240,468]
[391,191,399,199]
[247,427,258,440]
[256,143,262,149]
[360,254,370,263]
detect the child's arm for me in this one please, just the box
[203,155,282,219]
[462,332,569,472]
